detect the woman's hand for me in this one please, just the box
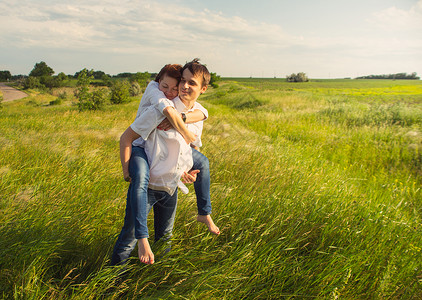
[123,170,131,182]
[157,118,173,131]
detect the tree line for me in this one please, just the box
[0,62,156,83]
[1,61,221,111]
[1,61,221,87]
[356,72,420,80]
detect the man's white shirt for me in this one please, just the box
[130,81,208,195]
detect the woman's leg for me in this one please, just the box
[110,186,138,265]
[111,146,154,265]
[128,146,150,240]
[191,149,220,235]
[128,146,155,264]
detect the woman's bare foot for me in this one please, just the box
[138,238,154,264]
[197,215,220,235]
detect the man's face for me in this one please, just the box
[178,69,207,103]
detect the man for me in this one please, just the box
[110,59,212,266]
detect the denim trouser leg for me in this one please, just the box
[148,189,178,243]
[110,146,150,266]
[129,146,150,239]
[192,149,212,215]
[111,188,178,265]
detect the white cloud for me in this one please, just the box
[0,0,421,77]
[369,0,422,31]
[0,0,299,52]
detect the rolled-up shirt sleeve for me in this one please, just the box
[131,82,175,140]
[130,106,160,140]
[196,104,208,120]
[188,121,203,148]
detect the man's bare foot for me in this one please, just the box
[197,215,220,235]
[138,238,154,264]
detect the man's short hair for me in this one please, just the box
[181,58,210,87]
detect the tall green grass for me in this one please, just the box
[0,80,421,299]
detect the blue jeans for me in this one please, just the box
[128,146,150,239]
[110,147,212,265]
[192,148,212,215]
[110,188,178,266]
[129,147,212,238]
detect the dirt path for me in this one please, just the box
[0,82,28,102]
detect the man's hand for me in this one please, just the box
[184,130,197,144]
[181,169,200,183]
[157,118,173,131]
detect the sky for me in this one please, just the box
[0,0,421,78]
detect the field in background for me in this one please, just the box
[0,79,421,299]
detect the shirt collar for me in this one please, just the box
[173,97,196,112]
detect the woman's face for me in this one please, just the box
[158,75,179,100]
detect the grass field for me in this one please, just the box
[0,79,421,299]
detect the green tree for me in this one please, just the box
[93,70,106,80]
[101,74,112,87]
[29,61,54,77]
[210,72,221,88]
[0,70,12,81]
[132,72,151,88]
[57,72,67,82]
[75,69,109,111]
[115,72,133,78]
[76,69,94,110]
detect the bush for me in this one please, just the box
[90,88,109,110]
[23,76,41,89]
[41,76,60,89]
[56,72,68,86]
[49,98,63,106]
[110,80,130,104]
[77,88,108,111]
[210,72,221,88]
[286,72,309,82]
[129,81,142,97]
[101,74,112,87]
[50,92,68,106]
